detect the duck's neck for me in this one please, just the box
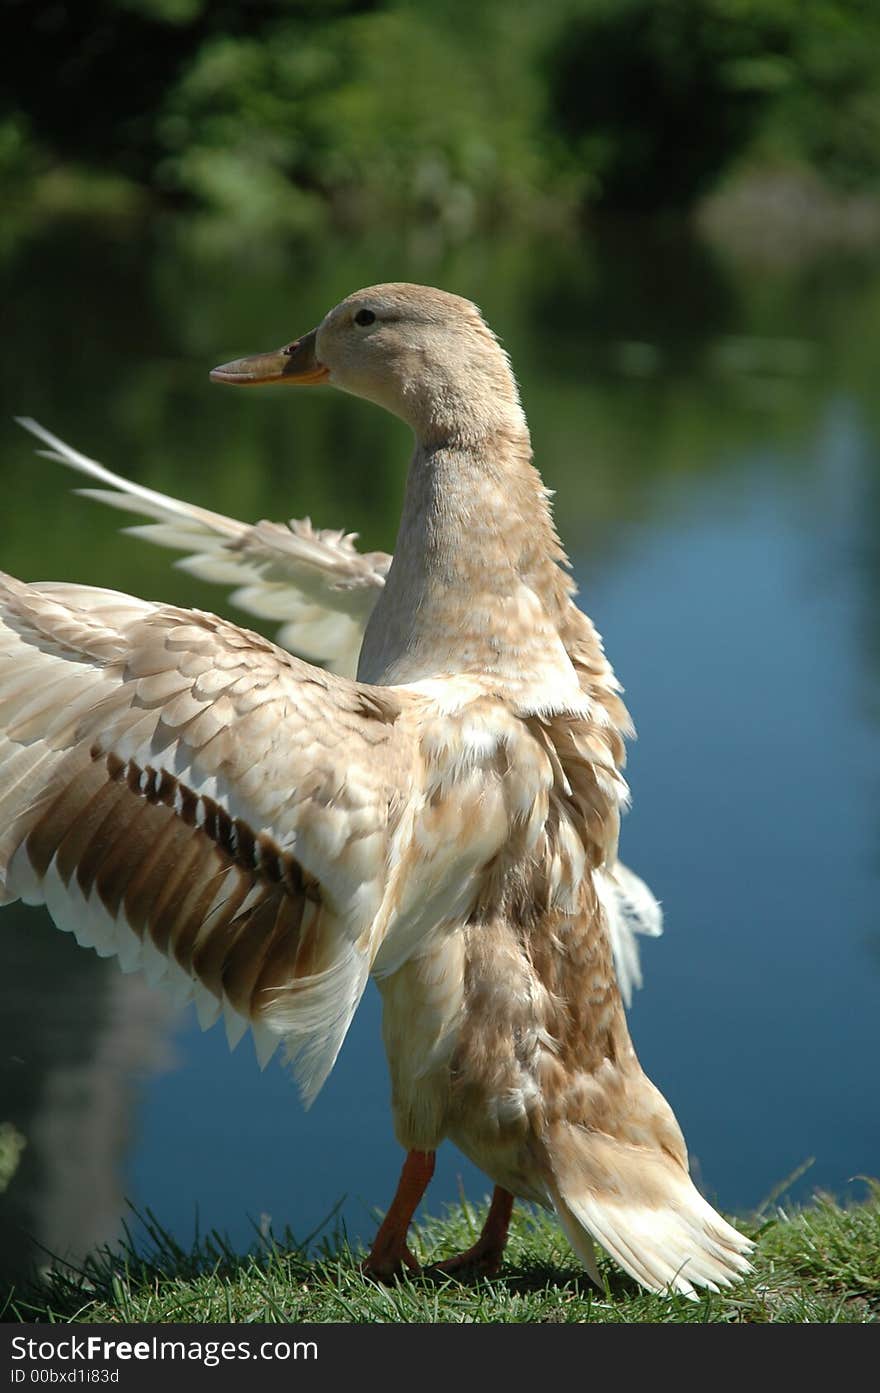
[357,423,583,710]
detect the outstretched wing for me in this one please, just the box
[0,573,413,1102]
[17,419,391,677]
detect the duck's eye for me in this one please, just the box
[354,309,376,327]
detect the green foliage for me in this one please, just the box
[150,3,556,235]
[4,0,880,231]
[544,0,880,209]
[544,0,798,210]
[755,0,880,190]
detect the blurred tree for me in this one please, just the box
[544,0,795,211]
[759,0,880,192]
[545,0,880,212]
[0,0,378,186]
[3,0,880,231]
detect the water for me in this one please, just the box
[1,219,878,1285]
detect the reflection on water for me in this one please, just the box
[1,220,878,1287]
[0,908,174,1285]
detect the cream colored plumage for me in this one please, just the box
[2,283,752,1296]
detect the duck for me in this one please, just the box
[1,283,752,1295]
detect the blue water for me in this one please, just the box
[1,224,878,1280]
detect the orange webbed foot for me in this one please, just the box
[430,1186,514,1281]
[360,1245,422,1282]
[430,1239,505,1278]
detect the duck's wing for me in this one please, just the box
[17,420,391,678]
[547,598,663,1003]
[0,573,416,1103]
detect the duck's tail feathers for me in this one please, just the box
[547,1124,753,1299]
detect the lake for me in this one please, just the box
[1,217,878,1287]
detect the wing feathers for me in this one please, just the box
[19,418,389,675]
[0,573,416,1097]
[596,861,663,1008]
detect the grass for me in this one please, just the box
[4,1184,878,1325]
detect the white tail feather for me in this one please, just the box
[549,1126,753,1298]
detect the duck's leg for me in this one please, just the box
[362,1149,436,1280]
[432,1186,514,1277]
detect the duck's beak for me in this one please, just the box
[210,327,329,386]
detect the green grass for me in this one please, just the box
[4,1185,878,1325]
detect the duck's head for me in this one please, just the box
[210,282,524,443]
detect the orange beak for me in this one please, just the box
[210,327,329,386]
